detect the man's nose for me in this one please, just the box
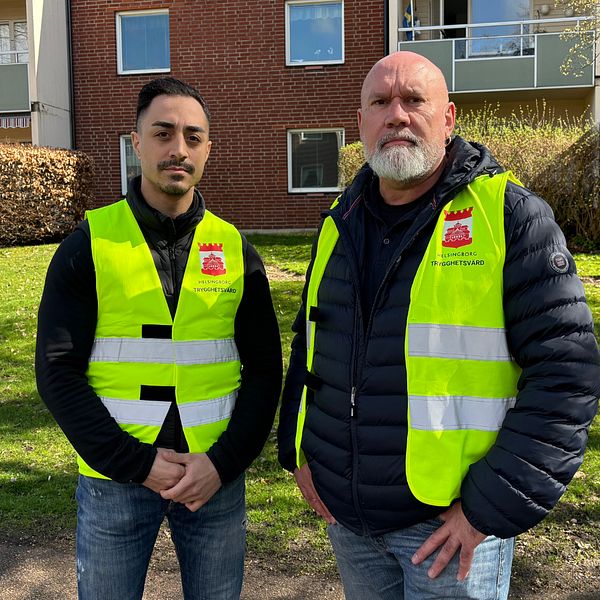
[385,98,410,128]
[169,133,188,159]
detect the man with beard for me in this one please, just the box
[36,77,282,599]
[277,51,599,599]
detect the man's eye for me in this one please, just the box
[156,131,170,138]
[188,136,201,143]
[373,99,387,106]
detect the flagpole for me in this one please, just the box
[410,0,415,40]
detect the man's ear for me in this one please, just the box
[131,130,141,159]
[445,102,456,138]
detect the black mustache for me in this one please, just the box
[158,160,195,173]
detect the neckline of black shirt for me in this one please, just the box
[364,174,435,233]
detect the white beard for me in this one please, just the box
[364,134,444,186]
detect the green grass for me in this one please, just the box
[248,233,314,276]
[0,240,599,580]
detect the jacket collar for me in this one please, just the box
[125,176,206,241]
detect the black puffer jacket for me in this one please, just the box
[278,137,600,538]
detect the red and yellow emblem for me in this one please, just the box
[199,243,226,276]
[442,207,473,248]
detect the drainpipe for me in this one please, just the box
[66,0,75,149]
[383,0,389,55]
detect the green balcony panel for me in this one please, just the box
[0,63,29,111]
[398,41,454,91]
[455,57,534,91]
[536,32,594,88]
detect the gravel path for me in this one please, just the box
[0,533,344,600]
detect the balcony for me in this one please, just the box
[397,17,596,93]
[0,50,29,112]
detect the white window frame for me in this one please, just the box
[116,9,170,75]
[119,135,141,195]
[285,0,344,66]
[0,20,28,64]
[287,128,344,193]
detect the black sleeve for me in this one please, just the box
[277,234,320,472]
[206,239,283,483]
[461,183,600,538]
[35,224,157,483]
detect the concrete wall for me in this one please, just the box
[26,0,71,148]
[71,0,385,229]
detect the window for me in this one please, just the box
[116,10,170,74]
[286,1,344,66]
[468,0,531,58]
[287,129,344,193]
[120,135,142,195]
[0,21,28,65]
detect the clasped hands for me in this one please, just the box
[143,448,221,512]
[294,463,486,581]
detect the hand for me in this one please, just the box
[159,452,222,512]
[411,501,487,581]
[293,464,336,524]
[142,448,186,493]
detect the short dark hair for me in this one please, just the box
[135,77,211,129]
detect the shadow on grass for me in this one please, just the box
[0,460,77,533]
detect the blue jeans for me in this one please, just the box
[328,519,514,600]
[76,473,246,600]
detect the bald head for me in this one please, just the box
[361,51,450,109]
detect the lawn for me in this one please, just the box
[0,237,599,587]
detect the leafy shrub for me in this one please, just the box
[338,141,365,188]
[0,143,94,247]
[337,103,600,247]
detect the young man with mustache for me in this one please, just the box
[36,77,282,600]
[278,51,599,599]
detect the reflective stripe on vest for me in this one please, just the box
[295,172,522,506]
[90,338,239,365]
[407,324,511,361]
[83,200,244,479]
[101,392,237,427]
[408,395,516,431]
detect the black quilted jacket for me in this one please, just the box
[278,137,600,538]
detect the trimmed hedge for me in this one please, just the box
[338,105,600,248]
[0,143,94,247]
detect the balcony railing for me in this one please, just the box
[0,49,28,64]
[398,16,593,51]
[397,17,596,92]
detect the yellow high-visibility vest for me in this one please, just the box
[296,172,521,505]
[83,199,244,479]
